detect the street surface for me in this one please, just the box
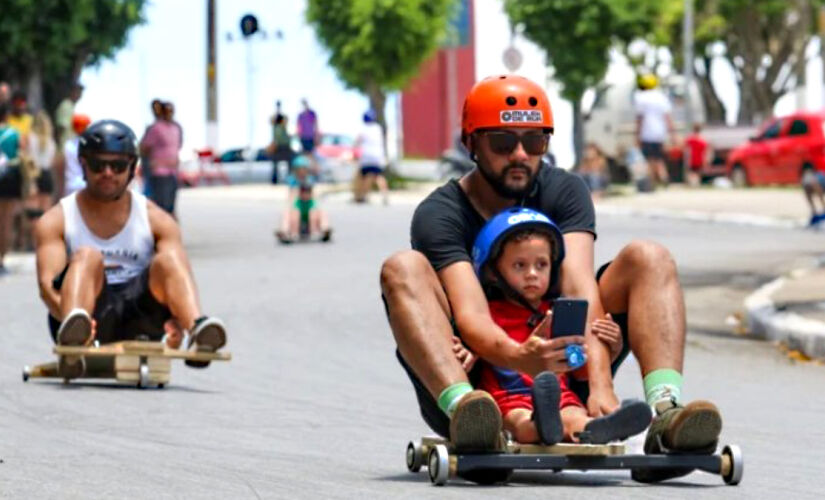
[1,185,824,498]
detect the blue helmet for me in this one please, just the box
[363,109,376,123]
[472,207,565,285]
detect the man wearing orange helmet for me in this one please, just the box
[381,75,722,483]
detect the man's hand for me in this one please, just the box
[451,336,477,373]
[587,387,620,418]
[516,335,586,377]
[591,313,623,362]
[163,319,185,349]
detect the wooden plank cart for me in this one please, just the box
[22,341,231,389]
[406,436,744,486]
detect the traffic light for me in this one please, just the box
[240,14,258,37]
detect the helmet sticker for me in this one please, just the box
[500,110,543,124]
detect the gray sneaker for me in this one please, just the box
[56,309,93,379]
[449,390,502,453]
[185,316,227,368]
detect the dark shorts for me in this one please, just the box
[300,138,316,153]
[640,142,665,161]
[390,260,630,437]
[148,174,178,214]
[36,170,54,195]
[0,166,23,199]
[360,165,384,176]
[48,266,172,344]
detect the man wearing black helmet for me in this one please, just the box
[34,120,227,378]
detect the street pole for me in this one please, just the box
[445,47,458,153]
[206,0,218,152]
[246,38,254,173]
[683,0,694,130]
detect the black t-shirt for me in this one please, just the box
[411,166,595,272]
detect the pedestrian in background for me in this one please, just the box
[58,114,91,197]
[140,101,182,215]
[27,111,57,212]
[0,103,22,275]
[802,168,825,226]
[141,99,165,197]
[353,110,389,205]
[8,91,33,150]
[54,83,84,146]
[268,111,294,184]
[577,143,609,200]
[297,98,319,154]
[634,74,675,189]
[684,124,711,187]
[0,82,9,107]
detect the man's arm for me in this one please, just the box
[148,201,186,255]
[34,206,67,319]
[560,231,619,416]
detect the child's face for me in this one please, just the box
[495,236,552,303]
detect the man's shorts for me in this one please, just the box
[36,170,54,195]
[389,260,630,437]
[360,165,383,176]
[48,266,172,344]
[640,141,665,161]
[300,138,316,153]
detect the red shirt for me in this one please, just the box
[684,134,708,170]
[477,300,583,417]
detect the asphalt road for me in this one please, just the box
[1,185,824,498]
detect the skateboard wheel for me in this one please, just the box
[721,444,743,485]
[22,366,30,382]
[406,440,423,473]
[158,383,165,390]
[138,362,150,389]
[428,444,449,486]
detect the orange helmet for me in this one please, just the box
[72,114,91,135]
[461,75,554,138]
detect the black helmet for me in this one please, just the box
[78,120,138,159]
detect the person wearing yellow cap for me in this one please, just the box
[634,73,676,189]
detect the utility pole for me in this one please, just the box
[683,0,694,130]
[206,0,218,151]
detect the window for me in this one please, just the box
[761,120,783,140]
[788,119,808,136]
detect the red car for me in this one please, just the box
[726,111,825,186]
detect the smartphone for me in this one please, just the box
[551,298,589,337]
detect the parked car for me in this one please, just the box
[725,111,825,186]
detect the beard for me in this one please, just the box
[85,177,131,202]
[476,160,539,200]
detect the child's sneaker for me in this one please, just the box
[449,390,502,452]
[580,399,652,444]
[185,316,227,368]
[531,371,563,445]
[56,308,93,379]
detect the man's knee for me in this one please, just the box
[380,250,433,296]
[70,246,104,268]
[619,240,676,276]
[150,249,181,274]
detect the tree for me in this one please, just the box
[656,0,824,125]
[0,0,146,113]
[504,0,658,165]
[306,0,455,145]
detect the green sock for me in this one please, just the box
[643,369,683,408]
[437,382,473,418]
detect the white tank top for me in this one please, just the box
[61,191,155,285]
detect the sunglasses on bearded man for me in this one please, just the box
[479,130,549,156]
[85,157,134,174]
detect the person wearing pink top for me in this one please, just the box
[140,102,181,215]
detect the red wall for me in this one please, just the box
[401,3,475,158]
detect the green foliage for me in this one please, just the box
[504,0,658,102]
[0,0,146,109]
[306,0,455,93]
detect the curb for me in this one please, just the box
[743,260,825,360]
[595,204,804,229]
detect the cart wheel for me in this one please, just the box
[22,366,30,382]
[721,445,743,485]
[138,362,150,389]
[158,383,165,389]
[428,444,450,486]
[406,440,423,473]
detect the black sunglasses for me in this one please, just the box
[85,157,133,174]
[481,131,549,156]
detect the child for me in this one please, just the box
[472,207,651,445]
[276,154,331,243]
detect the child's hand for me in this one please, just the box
[452,336,477,373]
[592,313,623,362]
